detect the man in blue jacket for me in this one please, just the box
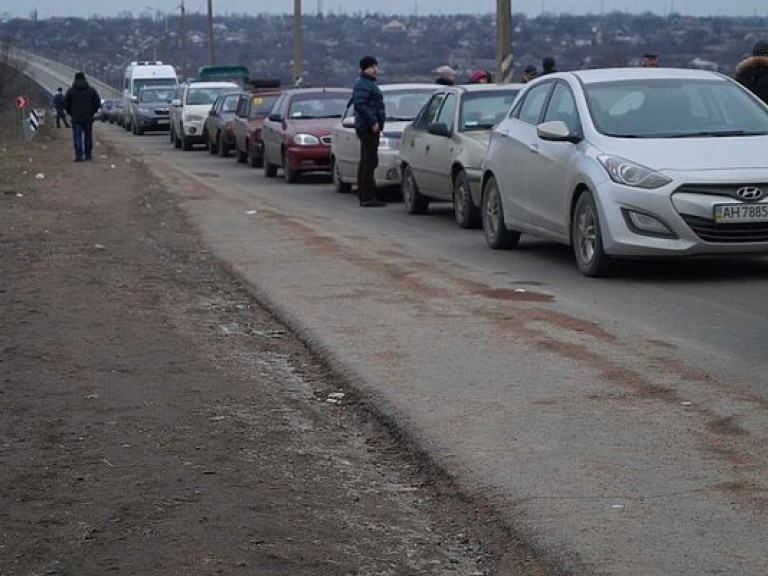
[352,55,386,207]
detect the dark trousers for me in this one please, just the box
[72,121,94,160]
[55,108,69,128]
[356,129,380,204]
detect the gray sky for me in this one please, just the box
[3,0,767,19]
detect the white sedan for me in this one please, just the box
[330,83,436,195]
[481,68,768,276]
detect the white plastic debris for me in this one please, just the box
[245,210,257,215]
[681,401,693,407]
[326,392,345,405]
[611,504,624,509]
[514,288,526,293]
[94,244,106,250]
[35,172,45,180]
[110,164,116,169]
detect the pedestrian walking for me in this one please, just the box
[735,40,768,105]
[352,55,386,207]
[52,87,69,128]
[63,71,101,162]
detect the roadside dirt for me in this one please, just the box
[0,113,548,574]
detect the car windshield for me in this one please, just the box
[187,87,235,105]
[585,79,768,138]
[383,88,435,121]
[249,94,279,118]
[139,88,174,102]
[288,95,348,119]
[460,89,520,131]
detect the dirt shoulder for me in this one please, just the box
[0,115,547,573]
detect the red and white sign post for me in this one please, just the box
[16,95,29,109]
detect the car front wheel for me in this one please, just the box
[572,191,612,277]
[402,164,429,214]
[248,142,263,168]
[482,176,520,249]
[332,157,352,193]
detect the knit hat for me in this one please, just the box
[435,65,456,79]
[74,71,86,81]
[470,69,489,83]
[753,41,768,57]
[524,65,537,74]
[359,55,378,70]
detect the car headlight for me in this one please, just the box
[598,155,672,189]
[379,133,401,151]
[137,106,151,114]
[184,114,204,122]
[293,133,320,146]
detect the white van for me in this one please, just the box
[122,61,178,131]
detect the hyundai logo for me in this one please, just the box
[736,186,764,201]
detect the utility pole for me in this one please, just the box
[496,0,513,83]
[293,0,303,86]
[206,0,215,65]
[179,0,188,80]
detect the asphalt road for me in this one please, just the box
[86,124,767,576]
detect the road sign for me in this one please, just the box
[16,95,29,108]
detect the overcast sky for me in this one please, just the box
[3,0,767,19]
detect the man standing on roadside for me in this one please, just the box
[352,55,386,207]
[52,87,69,128]
[735,41,768,105]
[63,71,101,162]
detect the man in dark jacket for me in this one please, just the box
[52,87,69,128]
[63,71,101,162]
[352,55,386,207]
[735,41,768,105]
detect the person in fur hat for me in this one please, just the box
[735,41,768,104]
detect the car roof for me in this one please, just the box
[379,83,439,91]
[186,81,241,89]
[441,82,524,93]
[551,67,725,85]
[281,87,351,97]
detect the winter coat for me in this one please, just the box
[735,55,768,105]
[52,92,65,112]
[352,72,385,134]
[63,77,101,123]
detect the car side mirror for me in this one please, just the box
[537,120,582,143]
[341,116,355,128]
[208,109,216,116]
[427,122,451,137]
[268,113,282,122]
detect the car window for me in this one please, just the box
[460,89,519,131]
[288,95,348,119]
[273,94,288,118]
[585,79,768,137]
[384,88,435,121]
[516,83,552,125]
[249,94,279,118]
[435,93,456,131]
[413,94,445,131]
[222,94,239,112]
[544,82,579,132]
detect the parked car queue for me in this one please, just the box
[108,68,768,277]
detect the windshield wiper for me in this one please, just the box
[668,130,767,138]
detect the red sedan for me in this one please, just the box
[261,88,351,183]
[232,90,282,168]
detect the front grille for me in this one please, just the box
[320,135,332,146]
[681,214,768,243]
[677,183,768,202]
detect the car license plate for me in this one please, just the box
[713,203,768,223]
[157,119,169,125]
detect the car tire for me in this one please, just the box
[572,191,612,277]
[135,124,144,136]
[453,169,481,229]
[284,154,300,183]
[482,176,520,249]
[207,131,218,155]
[402,164,429,214]
[218,134,229,158]
[264,155,277,178]
[182,133,192,151]
[247,142,263,168]
[174,127,182,149]
[332,157,352,193]
[169,126,175,145]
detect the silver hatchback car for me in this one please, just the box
[481,68,768,276]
